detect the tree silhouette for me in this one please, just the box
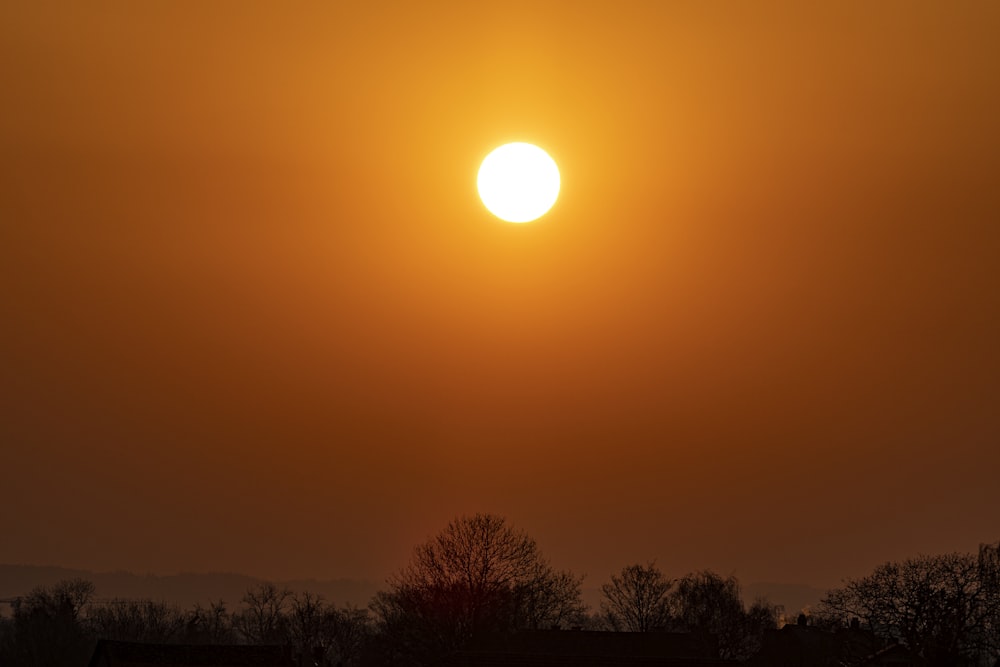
[183,599,235,644]
[979,542,1000,660]
[600,562,673,631]
[284,592,370,667]
[1,579,95,667]
[232,582,291,644]
[819,551,999,666]
[372,513,585,665]
[86,598,185,643]
[670,570,777,660]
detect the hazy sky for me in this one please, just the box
[2,2,998,592]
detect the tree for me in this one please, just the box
[1,579,95,667]
[327,606,372,667]
[514,567,586,631]
[372,513,585,665]
[670,571,778,660]
[183,599,235,644]
[287,591,331,660]
[233,582,291,644]
[20,578,94,619]
[285,593,372,667]
[600,562,673,631]
[818,552,998,666]
[978,541,1000,659]
[86,598,185,643]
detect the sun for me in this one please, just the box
[477,143,560,223]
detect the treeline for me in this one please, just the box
[816,544,1000,666]
[0,579,369,667]
[1,513,997,667]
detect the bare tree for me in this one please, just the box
[600,562,673,632]
[328,606,372,667]
[819,551,998,666]
[2,579,95,667]
[671,570,778,660]
[515,566,586,631]
[86,598,185,642]
[979,541,1000,659]
[184,599,235,644]
[233,582,291,644]
[372,513,585,665]
[287,591,330,658]
[286,594,373,667]
[19,579,95,619]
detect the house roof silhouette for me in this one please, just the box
[437,654,735,667]
[745,624,921,667]
[857,644,923,667]
[467,630,719,658]
[88,640,294,667]
[436,630,732,667]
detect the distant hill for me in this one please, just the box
[0,564,381,610]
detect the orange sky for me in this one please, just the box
[2,2,998,593]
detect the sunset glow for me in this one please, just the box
[1,2,998,617]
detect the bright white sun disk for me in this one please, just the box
[477,143,560,223]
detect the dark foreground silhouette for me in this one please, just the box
[1,514,997,667]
